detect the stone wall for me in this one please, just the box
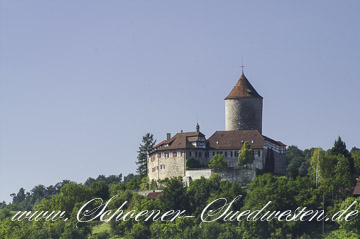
[262,147,287,175]
[183,169,256,186]
[148,154,186,182]
[273,151,287,175]
[225,98,263,133]
[214,169,256,185]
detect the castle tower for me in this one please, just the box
[225,72,263,133]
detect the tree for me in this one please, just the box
[238,141,254,168]
[285,145,310,177]
[337,197,360,233]
[136,133,156,177]
[330,136,355,175]
[159,177,188,211]
[335,155,355,198]
[330,136,350,157]
[139,176,149,190]
[310,148,336,185]
[89,181,109,200]
[208,154,227,170]
[351,150,360,177]
[186,158,200,169]
[11,188,26,204]
[187,177,214,215]
[239,174,306,238]
[310,147,355,199]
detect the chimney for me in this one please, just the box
[166,133,171,141]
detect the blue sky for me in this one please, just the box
[1,0,359,202]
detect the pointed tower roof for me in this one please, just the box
[225,73,263,99]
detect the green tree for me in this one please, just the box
[325,229,360,239]
[125,222,150,239]
[335,155,355,198]
[136,133,156,177]
[139,176,149,190]
[330,136,355,175]
[89,181,109,200]
[330,136,350,157]
[150,217,195,239]
[310,148,336,185]
[208,154,227,170]
[11,188,26,204]
[186,158,200,169]
[159,177,188,211]
[337,197,360,233]
[238,141,254,168]
[351,150,360,177]
[286,145,311,178]
[311,147,355,199]
[239,174,302,238]
[187,177,214,215]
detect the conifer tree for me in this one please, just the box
[330,136,355,176]
[136,133,156,177]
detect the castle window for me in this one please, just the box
[173,152,177,157]
[157,153,161,158]
[229,163,234,168]
[224,151,228,157]
[216,141,219,144]
[199,152,202,157]
[226,140,230,144]
[180,151,183,156]
[231,151,233,157]
[251,140,254,144]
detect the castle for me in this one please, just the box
[147,72,286,184]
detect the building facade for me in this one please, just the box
[147,72,286,183]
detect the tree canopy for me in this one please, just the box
[208,154,227,170]
[238,141,254,167]
[136,133,156,177]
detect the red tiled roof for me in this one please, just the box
[153,140,167,149]
[147,192,162,199]
[353,178,360,196]
[151,130,285,153]
[225,73,262,99]
[152,131,205,152]
[208,130,265,150]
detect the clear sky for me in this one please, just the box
[0,0,359,202]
